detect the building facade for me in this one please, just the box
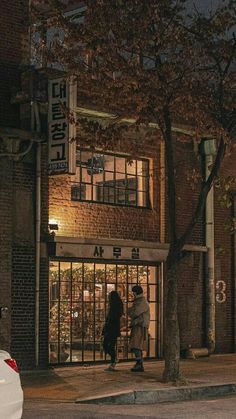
[0,0,38,368]
[44,98,236,365]
[0,2,236,370]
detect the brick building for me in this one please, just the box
[0,0,45,368]
[0,1,236,369]
[46,89,236,364]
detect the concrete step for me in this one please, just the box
[76,383,236,405]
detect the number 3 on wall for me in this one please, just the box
[216,280,227,303]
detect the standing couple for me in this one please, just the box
[102,285,150,372]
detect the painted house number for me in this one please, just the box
[216,280,227,303]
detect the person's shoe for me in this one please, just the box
[130,362,144,372]
[104,364,116,371]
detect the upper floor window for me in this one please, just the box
[71,150,149,208]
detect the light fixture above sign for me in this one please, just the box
[49,219,59,231]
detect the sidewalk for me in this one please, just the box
[21,354,236,404]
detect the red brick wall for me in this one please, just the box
[173,138,204,245]
[48,137,207,353]
[178,252,205,349]
[48,135,236,354]
[0,154,37,369]
[10,157,36,369]
[165,138,205,351]
[0,160,13,352]
[39,145,50,368]
[0,0,42,368]
[214,152,236,353]
[175,142,236,353]
[49,142,161,242]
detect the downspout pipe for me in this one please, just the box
[34,102,41,367]
[233,206,236,352]
[202,139,217,354]
[31,99,41,368]
[185,139,216,360]
[28,0,41,368]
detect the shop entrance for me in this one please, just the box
[49,261,162,364]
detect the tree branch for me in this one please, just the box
[162,107,177,244]
[176,136,226,252]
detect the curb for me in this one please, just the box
[76,383,236,405]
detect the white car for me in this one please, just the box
[0,350,23,419]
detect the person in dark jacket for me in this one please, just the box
[102,291,123,371]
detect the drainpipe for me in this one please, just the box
[30,98,41,367]
[185,139,216,360]
[158,262,164,359]
[28,0,42,368]
[34,102,41,367]
[233,203,236,352]
[203,139,216,354]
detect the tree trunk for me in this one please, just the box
[162,262,180,383]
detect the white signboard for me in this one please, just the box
[48,78,76,174]
[56,242,168,262]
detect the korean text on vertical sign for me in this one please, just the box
[48,78,76,175]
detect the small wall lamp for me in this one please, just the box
[49,220,59,231]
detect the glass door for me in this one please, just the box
[49,261,160,364]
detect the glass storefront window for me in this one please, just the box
[49,262,159,364]
[128,265,138,283]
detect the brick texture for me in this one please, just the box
[0,159,13,352]
[10,157,36,369]
[48,135,235,355]
[11,246,35,369]
[48,141,161,242]
[0,0,39,369]
[214,152,236,353]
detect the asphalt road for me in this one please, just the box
[22,395,236,418]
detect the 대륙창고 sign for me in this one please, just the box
[48,78,76,175]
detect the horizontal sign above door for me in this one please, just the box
[55,242,168,262]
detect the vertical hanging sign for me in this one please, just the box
[48,77,76,175]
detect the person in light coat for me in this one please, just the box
[128,285,150,372]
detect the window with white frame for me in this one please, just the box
[71,149,149,208]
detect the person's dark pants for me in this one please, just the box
[103,336,117,364]
[132,348,143,363]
